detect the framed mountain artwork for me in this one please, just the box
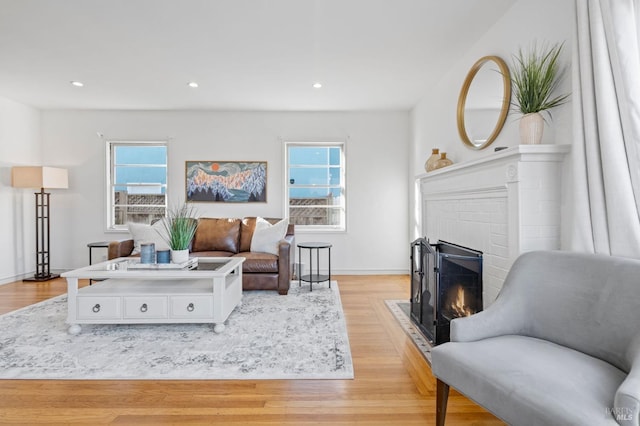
[185,161,267,202]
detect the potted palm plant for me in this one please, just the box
[158,203,198,264]
[511,42,570,144]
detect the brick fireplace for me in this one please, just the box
[418,145,569,307]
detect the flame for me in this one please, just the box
[450,285,474,317]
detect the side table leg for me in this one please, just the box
[88,247,92,285]
[298,246,302,287]
[309,247,313,292]
[329,246,331,288]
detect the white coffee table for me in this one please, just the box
[61,257,244,335]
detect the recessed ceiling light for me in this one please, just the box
[188,82,199,88]
[312,82,322,89]
[70,81,84,87]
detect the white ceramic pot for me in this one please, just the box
[171,249,189,264]
[519,112,545,145]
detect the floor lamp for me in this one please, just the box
[11,166,69,282]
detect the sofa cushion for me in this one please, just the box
[232,252,278,273]
[250,218,288,255]
[239,217,258,252]
[431,335,626,425]
[240,217,290,252]
[192,218,241,253]
[127,221,169,254]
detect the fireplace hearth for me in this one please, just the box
[410,238,482,345]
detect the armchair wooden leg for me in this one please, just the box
[436,379,450,426]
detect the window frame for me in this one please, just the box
[105,140,168,231]
[284,141,346,232]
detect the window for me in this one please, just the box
[106,141,167,230]
[285,142,345,231]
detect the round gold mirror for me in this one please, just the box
[457,55,511,150]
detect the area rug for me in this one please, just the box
[385,300,432,364]
[0,282,353,380]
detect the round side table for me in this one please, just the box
[297,242,332,292]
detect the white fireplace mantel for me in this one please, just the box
[417,144,570,306]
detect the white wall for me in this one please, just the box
[410,0,575,243]
[0,96,42,283]
[41,110,410,274]
[5,0,574,280]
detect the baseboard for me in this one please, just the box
[329,269,409,275]
[0,273,29,285]
[0,269,67,286]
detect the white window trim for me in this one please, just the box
[105,140,168,232]
[283,141,347,233]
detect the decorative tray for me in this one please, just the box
[126,258,198,270]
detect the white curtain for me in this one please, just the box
[572,0,640,258]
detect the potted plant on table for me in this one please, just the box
[511,41,570,144]
[158,203,198,264]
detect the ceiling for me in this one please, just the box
[0,0,516,111]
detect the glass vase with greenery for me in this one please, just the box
[511,41,570,117]
[158,204,198,251]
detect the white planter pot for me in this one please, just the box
[171,249,189,264]
[519,112,545,145]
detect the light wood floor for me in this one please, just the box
[0,275,503,425]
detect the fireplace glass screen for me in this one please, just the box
[410,238,482,345]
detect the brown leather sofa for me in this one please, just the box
[108,217,294,295]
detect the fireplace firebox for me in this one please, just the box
[410,238,482,345]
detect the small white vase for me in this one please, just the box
[171,249,189,264]
[519,112,545,145]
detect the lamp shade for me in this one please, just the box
[11,166,68,189]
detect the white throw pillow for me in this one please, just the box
[127,221,170,254]
[250,218,289,255]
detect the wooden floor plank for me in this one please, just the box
[0,275,504,425]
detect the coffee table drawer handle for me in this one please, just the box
[187,303,195,312]
[92,304,101,313]
[140,303,148,313]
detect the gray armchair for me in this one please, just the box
[431,251,640,426]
